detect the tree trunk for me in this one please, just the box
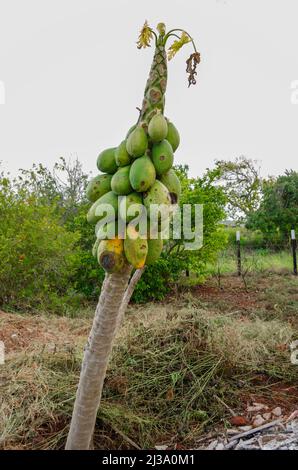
[65,265,133,450]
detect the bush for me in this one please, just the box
[0,177,80,312]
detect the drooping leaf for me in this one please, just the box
[167,31,191,60]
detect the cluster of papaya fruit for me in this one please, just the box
[86,112,181,273]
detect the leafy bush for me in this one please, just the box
[0,176,80,312]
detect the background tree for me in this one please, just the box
[214,156,262,222]
[17,157,90,221]
[247,170,298,246]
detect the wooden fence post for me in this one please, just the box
[236,230,241,276]
[291,229,297,275]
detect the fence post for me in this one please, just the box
[291,229,297,275]
[236,230,241,276]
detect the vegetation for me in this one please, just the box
[1,269,297,449]
[247,170,298,246]
[0,159,227,311]
[214,156,262,222]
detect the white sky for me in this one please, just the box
[0,0,297,179]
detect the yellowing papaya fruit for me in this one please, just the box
[97,238,126,273]
[124,226,148,269]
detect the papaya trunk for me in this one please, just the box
[65,265,132,450]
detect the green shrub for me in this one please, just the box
[0,177,80,312]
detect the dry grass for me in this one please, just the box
[0,272,297,449]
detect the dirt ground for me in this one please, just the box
[0,272,297,450]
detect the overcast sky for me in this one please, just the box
[0,0,297,179]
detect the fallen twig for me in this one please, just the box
[229,419,282,442]
[111,425,141,450]
[215,395,236,417]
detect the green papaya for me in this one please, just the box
[143,180,171,220]
[152,139,174,176]
[98,238,126,273]
[129,155,156,192]
[148,113,168,143]
[126,126,148,158]
[146,237,163,265]
[119,192,143,223]
[111,165,132,195]
[96,220,124,240]
[86,174,112,202]
[166,121,180,152]
[159,169,181,204]
[115,140,132,167]
[87,191,118,224]
[126,123,137,139]
[97,147,118,174]
[124,226,148,269]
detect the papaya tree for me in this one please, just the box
[65,21,200,450]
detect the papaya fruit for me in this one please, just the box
[124,226,148,269]
[115,140,132,167]
[166,121,180,152]
[151,139,174,176]
[126,126,148,158]
[146,237,163,265]
[143,180,171,220]
[129,155,156,192]
[126,123,137,139]
[111,165,133,195]
[148,113,168,143]
[96,220,125,240]
[143,180,171,208]
[97,147,118,174]
[86,174,112,202]
[119,192,143,223]
[97,238,126,273]
[87,191,118,224]
[159,169,181,204]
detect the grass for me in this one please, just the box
[204,248,294,277]
[1,269,298,450]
